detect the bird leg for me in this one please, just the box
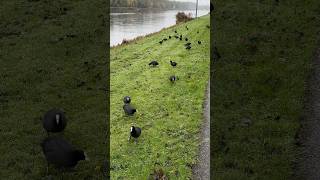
[134,138,138,144]
[128,134,131,142]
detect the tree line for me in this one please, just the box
[110,0,195,9]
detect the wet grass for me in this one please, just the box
[212,0,320,179]
[0,0,108,179]
[110,15,210,179]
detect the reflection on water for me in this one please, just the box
[110,8,209,46]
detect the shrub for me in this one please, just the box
[176,12,193,24]
[121,39,129,44]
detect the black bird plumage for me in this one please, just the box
[185,42,191,46]
[174,30,177,33]
[170,61,177,67]
[159,40,163,44]
[43,109,67,134]
[123,96,131,104]
[129,126,141,143]
[186,46,191,50]
[123,104,136,116]
[169,75,178,83]
[198,41,201,44]
[149,60,159,67]
[41,137,87,169]
[169,36,171,39]
[163,38,168,41]
[185,38,188,41]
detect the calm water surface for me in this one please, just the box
[110,8,210,46]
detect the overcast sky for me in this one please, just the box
[171,0,210,6]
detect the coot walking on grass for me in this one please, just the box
[123,104,136,116]
[128,126,141,143]
[185,42,191,46]
[41,137,88,170]
[149,60,159,67]
[169,75,178,83]
[170,61,177,67]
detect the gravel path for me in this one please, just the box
[192,81,210,180]
[296,48,320,180]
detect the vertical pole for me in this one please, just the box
[196,0,198,18]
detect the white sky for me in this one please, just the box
[170,0,210,6]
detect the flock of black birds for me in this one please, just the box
[41,109,88,174]
[122,25,206,145]
[159,26,202,51]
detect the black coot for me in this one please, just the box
[43,109,67,134]
[123,104,136,116]
[128,126,141,143]
[41,137,88,169]
[149,60,159,67]
[169,75,178,83]
[170,61,177,67]
[123,96,131,104]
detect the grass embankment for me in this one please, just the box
[110,15,210,179]
[212,0,320,179]
[0,1,108,179]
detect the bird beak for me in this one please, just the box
[84,152,90,161]
[55,114,60,124]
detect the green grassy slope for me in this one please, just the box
[110,15,210,179]
[212,0,320,179]
[0,1,108,179]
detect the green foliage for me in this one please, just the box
[110,16,210,179]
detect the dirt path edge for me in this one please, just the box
[192,81,210,180]
[295,48,320,180]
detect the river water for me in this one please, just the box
[110,8,210,46]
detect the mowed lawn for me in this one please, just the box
[110,15,210,179]
[212,0,320,179]
[0,0,108,179]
